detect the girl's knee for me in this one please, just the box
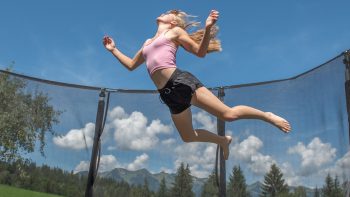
[181,136,194,143]
[222,110,239,122]
[179,132,195,143]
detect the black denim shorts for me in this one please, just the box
[158,69,204,114]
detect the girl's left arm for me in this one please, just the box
[175,10,219,57]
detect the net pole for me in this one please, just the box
[343,50,350,145]
[85,89,106,197]
[344,50,350,141]
[343,49,350,197]
[217,87,226,197]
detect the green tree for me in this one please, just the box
[341,181,349,197]
[260,163,289,197]
[292,186,306,197]
[227,165,250,197]
[142,178,151,197]
[314,186,320,197]
[201,171,218,197]
[0,69,61,162]
[171,163,194,197]
[131,185,144,197]
[322,174,334,197]
[333,176,344,197]
[157,177,168,197]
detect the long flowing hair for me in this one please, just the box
[168,10,222,53]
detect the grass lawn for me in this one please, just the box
[0,184,63,197]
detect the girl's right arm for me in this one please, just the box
[103,36,145,71]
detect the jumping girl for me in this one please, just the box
[102,10,291,160]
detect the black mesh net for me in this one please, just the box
[0,53,349,197]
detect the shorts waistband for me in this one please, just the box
[158,68,182,92]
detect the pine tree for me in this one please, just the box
[142,178,151,197]
[314,186,320,197]
[170,163,195,197]
[131,185,144,197]
[260,164,289,197]
[293,186,306,197]
[184,165,194,195]
[341,180,349,197]
[333,176,344,197]
[321,174,345,197]
[227,165,250,197]
[157,177,168,197]
[322,174,334,197]
[201,171,218,197]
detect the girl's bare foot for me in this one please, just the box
[222,136,232,160]
[265,112,291,133]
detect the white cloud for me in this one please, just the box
[108,106,128,120]
[159,167,174,174]
[231,135,276,175]
[53,123,95,150]
[193,111,216,131]
[147,119,173,135]
[74,161,90,173]
[323,150,350,182]
[229,135,300,186]
[288,137,336,176]
[335,150,350,172]
[280,162,300,186]
[174,143,217,178]
[231,135,263,161]
[127,153,149,171]
[250,154,276,175]
[98,155,120,172]
[74,154,119,173]
[74,153,149,173]
[108,106,173,151]
[161,138,176,147]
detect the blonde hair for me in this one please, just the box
[167,10,222,53]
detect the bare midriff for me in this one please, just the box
[150,67,177,89]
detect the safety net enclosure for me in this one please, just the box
[0,50,349,197]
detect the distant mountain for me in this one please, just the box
[78,168,316,197]
[289,185,317,197]
[100,168,165,192]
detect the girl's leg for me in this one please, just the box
[191,87,291,132]
[171,107,232,160]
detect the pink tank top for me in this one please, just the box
[142,31,178,75]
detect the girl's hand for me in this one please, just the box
[103,36,116,51]
[205,10,219,29]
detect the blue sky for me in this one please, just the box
[1,0,350,89]
[1,0,350,189]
